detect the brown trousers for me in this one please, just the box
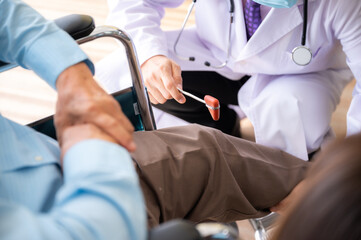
[131,124,308,228]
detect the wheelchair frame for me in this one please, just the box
[76,25,156,131]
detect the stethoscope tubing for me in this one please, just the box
[301,0,308,46]
[173,0,197,62]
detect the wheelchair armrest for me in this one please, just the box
[54,14,95,40]
[0,14,95,71]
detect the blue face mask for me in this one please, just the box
[252,0,298,8]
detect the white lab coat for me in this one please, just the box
[103,0,361,160]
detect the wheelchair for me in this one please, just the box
[0,14,277,240]
[0,14,242,240]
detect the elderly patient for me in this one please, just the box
[0,0,145,239]
[0,0,313,239]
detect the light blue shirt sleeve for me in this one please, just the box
[0,0,94,88]
[0,136,147,240]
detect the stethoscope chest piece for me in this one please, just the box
[292,45,312,66]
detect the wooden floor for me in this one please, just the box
[0,1,355,239]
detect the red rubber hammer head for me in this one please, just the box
[204,95,220,121]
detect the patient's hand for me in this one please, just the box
[270,180,306,215]
[60,124,117,160]
[141,55,186,104]
[55,62,136,152]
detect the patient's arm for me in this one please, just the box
[0,121,146,240]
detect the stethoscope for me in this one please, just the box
[173,0,312,67]
[292,0,312,66]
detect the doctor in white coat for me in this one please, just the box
[102,0,361,160]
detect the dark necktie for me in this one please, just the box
[244,0,262,39]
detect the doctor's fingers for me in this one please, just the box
[147,92,158,104]
[144,75,169,104]
[142,69,169,104]
[152,73,185,104]
[160,62,186,104]
[142,56,184,104]
[146,63,185,104]
[147,93,161,105]
[144,68,179,104]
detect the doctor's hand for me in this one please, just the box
[141,55,186,104]
[54,62,136,152]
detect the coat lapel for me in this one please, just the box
[236,0,317,61]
